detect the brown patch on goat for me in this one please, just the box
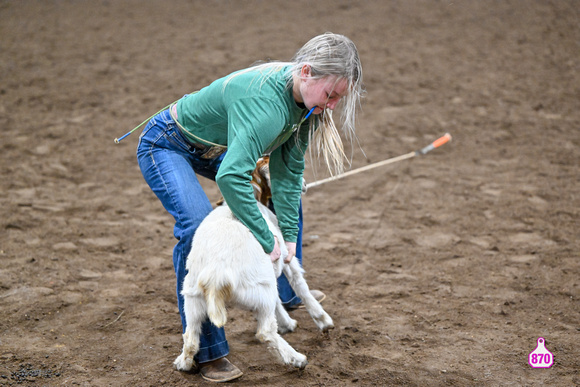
[216,156,271,206]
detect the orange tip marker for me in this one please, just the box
[416,133,452,155]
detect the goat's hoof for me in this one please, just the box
[314,314,334,332]
[291,354,308,369]
[278,319,298,334]
[174,354,194,372]
[321,322,334,332]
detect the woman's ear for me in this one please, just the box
[300,64,312,78]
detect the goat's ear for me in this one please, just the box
[251,157,272,205]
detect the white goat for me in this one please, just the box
[173,201,333,371]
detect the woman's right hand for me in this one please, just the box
[269,236,281,262]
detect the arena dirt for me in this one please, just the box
[1,1,578,386]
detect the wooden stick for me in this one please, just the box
[306,133,451,189]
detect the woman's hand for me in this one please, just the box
[270,237,281,262]
[285,242,297,263]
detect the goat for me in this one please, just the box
[173,200,333,371]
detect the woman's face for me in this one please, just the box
[295,66,349,115]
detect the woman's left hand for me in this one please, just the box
[285,242,296,263]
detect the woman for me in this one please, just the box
[137,32,363,382]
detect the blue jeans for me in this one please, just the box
[136,109,303,363]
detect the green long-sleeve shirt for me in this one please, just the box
[175,65,311,253]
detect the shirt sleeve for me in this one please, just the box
[269,123,310,242]
[215,97,287,253]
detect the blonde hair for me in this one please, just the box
[293,33,364,175]
[226,32,364,175]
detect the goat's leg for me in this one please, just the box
[174,295,205,371]
[274,298,298,334]
[283,258,334,331]
[255,307,307,369]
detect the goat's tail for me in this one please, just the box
[201,280,233,328]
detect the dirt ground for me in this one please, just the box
[1,0,579,386]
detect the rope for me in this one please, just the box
[114,101,176,144]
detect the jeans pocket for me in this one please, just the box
[162,127,192,152]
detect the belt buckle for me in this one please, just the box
[200,146,226,160]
